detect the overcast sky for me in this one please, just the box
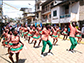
[3,0,35,18]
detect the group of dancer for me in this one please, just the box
[1,22,84,62]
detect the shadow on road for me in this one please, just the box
[43,52,54,57]
[0,56,11,63]
[66,49,82,54]
[34,46,42,48]
[18,59,26,63]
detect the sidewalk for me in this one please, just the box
[0,37,84,63]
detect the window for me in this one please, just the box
[51,2,53,7]
[53,10,57,16]
[49,14,51,18]
[37,4,39,9]
[45,15,47,19]
[37,13,39,18]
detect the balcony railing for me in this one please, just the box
[42,9,50,13]
[60,14,71,18]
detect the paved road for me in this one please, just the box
[0,36,84,63]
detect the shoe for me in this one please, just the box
[47,53,53,56]
[68,50,73,53]
[40,54,44,58]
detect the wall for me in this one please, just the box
[51,6,60,23]
[60,6,65,15]
[79,1,84,21]
[69,2,79,21]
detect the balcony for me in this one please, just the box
[60,14,71,18]
[60,14,71,23]
[42,9,51,15]
[42,19,51,23]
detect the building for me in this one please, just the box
[0,0,3,36]
[41,0,63,24]
[35,0,46,23]
[0,0,3,22]
[20,8,35,25]
[51,0,84,28]
[26,12,35,25]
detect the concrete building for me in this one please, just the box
[0,0,3,22]
[20,8,35,25]
[0,0,3,36]
[35,0,46,23]
[51,0,84,28]
[41,0,63,24]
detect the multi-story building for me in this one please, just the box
[0,0,3,22]
[51,0,84,28]
[35,0,46,23]
[0,0,3,36]
[20,8,35,25]
[41,0,63,24]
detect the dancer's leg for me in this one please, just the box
[41,40,47,54]
[9,53,14,63]
[16,52,19,63]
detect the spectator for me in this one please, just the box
[15,24,20,34]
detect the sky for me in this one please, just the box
[3,0,35,18]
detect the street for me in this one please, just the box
[0,36,84,63]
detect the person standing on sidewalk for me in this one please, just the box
[41,25,53,57]
[68,22,84,53]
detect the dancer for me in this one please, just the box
[2,30,11,54]
[68,22,84,53]
[76,28,82,43]
[51,27,58,45]
[56,26,60,38]
[9,30,24,63]
[23,25,28,39]
[37,26,42,47]
[62,25,68,40]
[41,25,53,57]
[27,26,33,43]
[32,27,41,47]
[19,24,24,37]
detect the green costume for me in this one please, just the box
[39,31,42,33]
[33,36,40,39]
[28,34,32,36]
[52,35,58,37]
[63,31,67,34]
[21,32,24,37]
[69,37,77,50]
[21,32,28,37]
[3,38,5,40]
[76,35,81,37]
[42,40,52,52]
[10,45,23,51]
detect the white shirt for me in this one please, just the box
[81,27,84,33]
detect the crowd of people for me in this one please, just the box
[1,22,84,63]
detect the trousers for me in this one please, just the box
[42,40,52,52]
[69,37,77,50]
